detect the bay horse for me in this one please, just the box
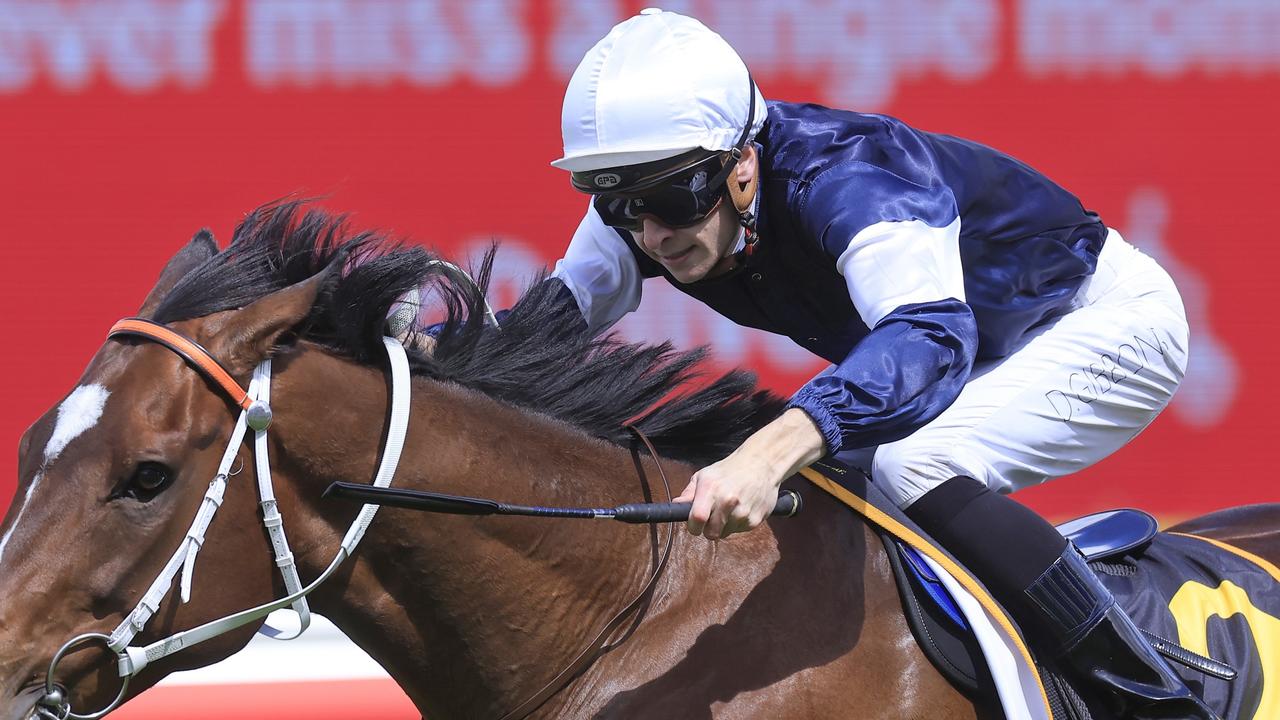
[1,202,1275,720]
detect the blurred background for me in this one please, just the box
[1,0,1277,717]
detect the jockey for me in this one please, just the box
[544,8,1214,720]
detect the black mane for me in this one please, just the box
[153,201,784,464]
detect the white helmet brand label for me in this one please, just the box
[594,173,622,188]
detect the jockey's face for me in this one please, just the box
[632,144,756,283]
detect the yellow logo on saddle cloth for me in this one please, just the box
[1167,534,1280,720]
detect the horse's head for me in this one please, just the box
[0,230,337,720]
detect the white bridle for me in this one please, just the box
[39,335,411,720]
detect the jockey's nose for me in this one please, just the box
[638,216,675,253]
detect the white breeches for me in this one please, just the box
[838,229,1190,509]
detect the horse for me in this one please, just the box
[1,201,1276,720]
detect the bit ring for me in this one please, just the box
[43,633,131,720]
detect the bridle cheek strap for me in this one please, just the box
[105,318,310,643]
[250,358,312,640]
[89,322,410,681]
[107,378,255,656]
[112,337,409,681]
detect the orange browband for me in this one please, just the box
[108,318,253,410]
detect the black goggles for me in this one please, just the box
[572,73,757,232]
[588,153,731,231]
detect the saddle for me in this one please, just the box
[798,461,1277,720]
[890,509,1161,691]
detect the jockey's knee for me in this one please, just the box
[871,437,993,510]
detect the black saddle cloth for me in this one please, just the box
[1093,531,1277,720]
[805,460,1277,720]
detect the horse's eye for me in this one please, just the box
[117,462,174,502]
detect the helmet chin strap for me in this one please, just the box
[717,72,759,243]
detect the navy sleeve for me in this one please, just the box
[788,299,977,452]
[801,160,959,259]
[787,159,977,452]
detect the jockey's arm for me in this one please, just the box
[409,203,637,353]
[549,201,646,333]
[681,164,980,540]
[678,296,978,540]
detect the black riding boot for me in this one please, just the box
[1027,545,1219,720]
[905,476,1218,720]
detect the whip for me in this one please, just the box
[323,482,802,524]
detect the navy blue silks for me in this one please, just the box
[789,299,977,451]
[604,101,1105,453]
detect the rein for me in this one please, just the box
[497,427,675,720]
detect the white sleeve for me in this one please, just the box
[835,217,966,328]
[551,201,645,332]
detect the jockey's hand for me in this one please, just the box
[674,408,827,541]
[677,451,780,540]
[411,332,438,356]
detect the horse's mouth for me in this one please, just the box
[8,684,47,720]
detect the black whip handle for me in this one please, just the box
[612,489,802,524]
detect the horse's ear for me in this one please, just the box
[138,230,219,317]
[209,252,344,376]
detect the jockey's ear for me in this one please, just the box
[206,251,345,377]
[138,230,219,317]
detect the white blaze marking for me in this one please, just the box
[0,385,110,564]
[44,384,110,462]
[0,473,41,563]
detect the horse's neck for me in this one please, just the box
[274,351,681,718]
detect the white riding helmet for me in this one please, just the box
[551,8,767,173]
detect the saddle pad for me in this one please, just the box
[798,462,1054,720]
[801,459,1280,720]
[894,508,1159,637]
[1098,532,1280,720]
